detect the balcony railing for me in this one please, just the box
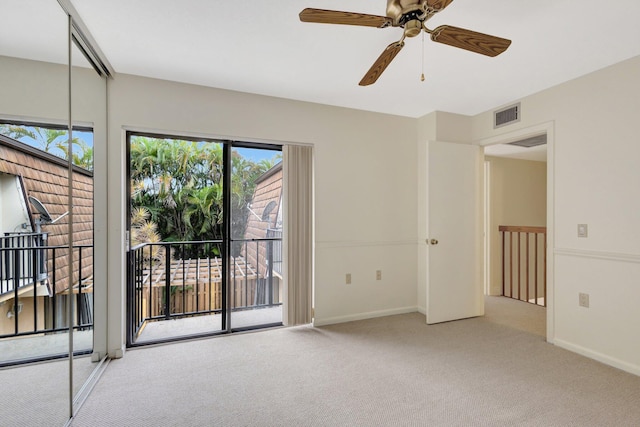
[1,232,48,295]
[127,237,282,342]
[0,233,93,339]
[499,225,547,307]
[266,228,282,276]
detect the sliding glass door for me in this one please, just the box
[229,146,283,330]
[127,134,282,344]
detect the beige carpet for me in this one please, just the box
[0,355,97,427]
[68,297,640,426]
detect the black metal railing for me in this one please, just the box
[266,228,282,276]
[234,237,281,309]
[0,233,93,339]
[1,232,48,294]
[127,237,282,341]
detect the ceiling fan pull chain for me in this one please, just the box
[421,30,425,82]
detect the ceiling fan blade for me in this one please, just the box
[299,8,392,28]
[430,25,511,57]
[426,0,455,13]
[359,41,405,86]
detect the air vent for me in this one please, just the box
[508,134,547,148]
[494,103,520,128]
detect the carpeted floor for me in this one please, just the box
[0,355,97,427]
[67,296,640,426]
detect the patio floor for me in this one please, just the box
[134,305,282,343]
[0,329,93,365]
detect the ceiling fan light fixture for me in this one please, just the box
[404,20,422,38]
[387,0,429,23]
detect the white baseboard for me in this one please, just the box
[554,338,640,377]
[313,306,418,327]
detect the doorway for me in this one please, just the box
[126,132,283,345]
[479,122,554,341]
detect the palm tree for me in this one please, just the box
[56,138,94,170]
[258,155,281,172]
[1,125,65,151]
[129,135,277,257]
[130,206,165,265]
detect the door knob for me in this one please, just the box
[429,239,438,245]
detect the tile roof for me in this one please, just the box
[0,135,93,293]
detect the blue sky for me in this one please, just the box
[0,124,93,159]
[234,147,281,163]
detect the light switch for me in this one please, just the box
[577,224,588,238]
[579,293,590,308]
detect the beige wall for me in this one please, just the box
[485,156,547,295]
[0,297,45,336]
[106,74,421,352]
[5,49,640,377]
[473,55,640,375]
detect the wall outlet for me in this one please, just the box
[579,292,590,308]
[577,224,588,238]
[376,270,382,280]
[345,273,351,285]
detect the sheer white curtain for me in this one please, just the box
[282,144,314,326]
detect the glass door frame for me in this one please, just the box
[226,141,283,333]
[125,132,282,346]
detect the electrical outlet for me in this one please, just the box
[579,292,590,308]
[345,273,351,285]
[376,270,382,280]
[577,224,588,238]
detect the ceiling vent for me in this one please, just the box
[508,134,547,148]
[494,103,520,128]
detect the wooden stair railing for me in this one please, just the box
[499,225,547,307]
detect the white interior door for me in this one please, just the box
[426,141,483,324]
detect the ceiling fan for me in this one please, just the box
[299,0,511,86]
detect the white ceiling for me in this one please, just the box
[3,0,640,119]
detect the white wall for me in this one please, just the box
[485,156,547,295]
[472,55,640,375]
[0,174,31,233]
[106,74,420,352]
